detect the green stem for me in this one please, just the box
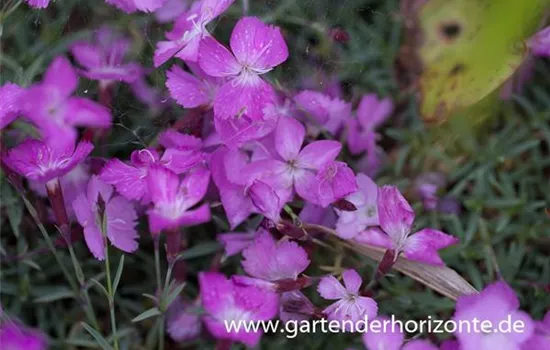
[68,244,100,330]
[153,237,164,350]
[104,244,120,350]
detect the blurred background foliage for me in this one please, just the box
[1,0,549,349]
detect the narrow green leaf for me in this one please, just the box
[81,322,114,350]
[113,255,125,293]
[132,307,161,323]
[162,282,185,311]
[174,242,220,262]
[90,279,109,299]
[33,288,74,303]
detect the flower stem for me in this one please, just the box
[104,243,120,350]
[153,236,164,350]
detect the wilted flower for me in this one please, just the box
[317,269,377,326]
[72,176,139,259]
[198,16,288,122]
[22,57,111,150]
[294,90,351,136]
[199,272,279,346]
[356,186,458,265]
[0,323,47,350]
[154,0,235,66]
[335,173,378,239]
[453,281,534,350]
[71,27,140,84]
[0,82,25,130]
[3,139,93,184]
[280,290,316,323]
[241,229,310,281]
[146,165,211,233]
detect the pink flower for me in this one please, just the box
[246,117,342,204]
[166,64,222,108]
[362,316,439,350]
[146,165,211,233]
[154,0,189,23]
[0,83,25,130]
[347,94,393,155]
[166,297,201,342]
[335,173,378,239]
[299,202,337,227]
[22,57,111,150]
[198,17,288,123]
[241,229,309,281]
[317,269,377,325]
[72,176,139,260]
[356,186,458,265]
[71,27,140,84]
[25,0,49,8]
[362,316,404,350]
[294,90,351,136]
[211,146,285,228]
[0,323,47,350]
[105,0,168,13]
[522,310,550,349]
[310,160,357,207]
[218,230,258,257]
[100,147,202,202]
[3,139,93,183]
[154,0,235,66]
[528,26,550,57]
[453,281,534,350]
[199,272,279,346]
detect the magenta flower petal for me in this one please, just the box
[199,272,279,346]
[402,340,439,350]
[0,323,47,350]
[377,186,415,245]
[248,180,282,222]
[312,161,357,207]
[280,290,315,323]
[453,281,535,350]
[403,228,459,266]
[3,139,93,183]
[213,77,276,121]
[335,173,379,239]
[317,275,348,300]
[66,98,111,127]
[362,316,404,350]
[294,90,351,135]
[26,0,50,8]
[99,158,148,201]
[43,56,78,96]
[241,230,309,281]
[106,196,139,253]
[275,117,305,161]
[354,227,393,250]
[198,37,241,77]
[318,269,377,324]
[297,140,342,170]
[0,82,25,129]
[166,65,211,108]
[166,298,201,342]
[229,17,288,71]
[529,26,550,57]
[356,94,393,130]
[218,231,257,257]
[133,0,168,11]
[83,224,106,260]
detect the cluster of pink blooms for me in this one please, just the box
[3,1,549,349]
